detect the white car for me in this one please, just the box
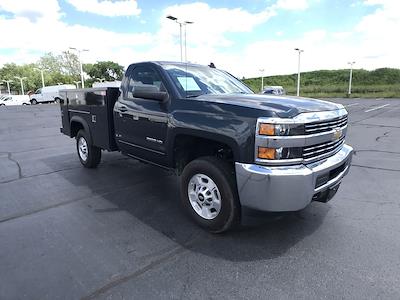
[0,95,30,106]
[29,84,76,104]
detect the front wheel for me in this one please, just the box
[31,99,38,105]
[76,130,101,168]
[180,156,241,233]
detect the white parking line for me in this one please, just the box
[345,103,359,107]
[365,103,390,113]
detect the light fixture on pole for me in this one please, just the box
[166,15,193,62]
[69,47,89,88]
[294,48,304,97]
[259,69,265,92]
[14,76,27,95]
[1,80,13,95]
[348,61,355,95]
[73,81,81,89]
[34,68,45,88]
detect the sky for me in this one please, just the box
[0,0,398,78]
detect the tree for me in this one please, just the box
[0,63,42,94]
[84,61,124,82]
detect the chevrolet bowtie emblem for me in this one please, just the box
[333,128,343,140]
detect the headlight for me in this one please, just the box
[258,146,302,160]
[258,123,303,136]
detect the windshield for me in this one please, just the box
[162,64,253,98]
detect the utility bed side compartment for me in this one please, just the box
[59,90,71,135]
[60,87,120,151]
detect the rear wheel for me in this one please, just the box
[180,156,240,233]
[31,99,38,105]
[76,130,101,168]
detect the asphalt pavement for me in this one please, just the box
[0,99,399,299]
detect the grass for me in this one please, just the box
[242,68,400,98]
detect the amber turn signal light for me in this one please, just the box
[259,123,275,135]
[258,147,276,159]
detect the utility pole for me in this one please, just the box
[2,80,13,94]
[14,76,27,95]
[294,48,304,96]
[166,15,193,62]
[69,47,89,88]
[348,61,355,95]
[259,69,265,92]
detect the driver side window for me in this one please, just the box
[127,66,164,99]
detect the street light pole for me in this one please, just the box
[166,16,193,62]
[69,47,89,88]
[259,69,265,92]
[184,21,193,62]
[14,76,27,95]
[35,68,45,87]
[294,48,304,97]
[73,81,81,88]
[348,61,355,95]
[2,80,13,95]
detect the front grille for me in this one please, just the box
[304,115,347,135]
[303,136,345,162]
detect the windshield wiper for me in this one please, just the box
[230,91,248,94]
[185,93,205,98]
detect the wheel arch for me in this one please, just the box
[170,130,241,174]
[70,116,91,141]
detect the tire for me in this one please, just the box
[180,156,241,233]
[54,98,60,104]
[76,130,101,168]
[31,99,38,105]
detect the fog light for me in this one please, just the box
[258,147,276,159]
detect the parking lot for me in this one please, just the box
[1,99,400,299]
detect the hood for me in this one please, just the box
[194,94,343,118]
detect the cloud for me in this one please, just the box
[0,0,399,79]
[65,0,141,17]
[275,0,309,10]
[160,2,276,49]
[0,0,61,21]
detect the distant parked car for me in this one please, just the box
[0,95,30,106]
[29,84,76,105]
[262,86,286,96]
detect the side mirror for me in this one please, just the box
[132,84,168,101]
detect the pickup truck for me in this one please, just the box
[59,61,353,233]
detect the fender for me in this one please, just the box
[70,115,92,142]
[167,127,243,167]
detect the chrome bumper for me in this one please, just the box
[235,144,353,212]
